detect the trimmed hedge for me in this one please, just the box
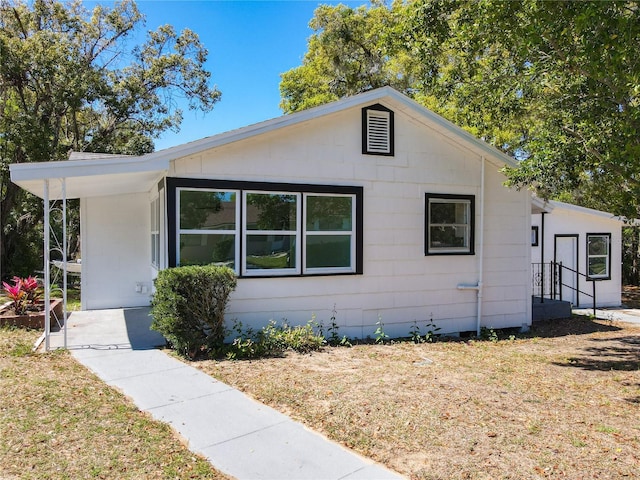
[150,265,237,358]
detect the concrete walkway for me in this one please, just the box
[47,308,404,480]
[573,306,640,325]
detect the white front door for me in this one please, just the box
[554,235,579,305]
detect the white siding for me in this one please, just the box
[167,105,531,337]
[81,193,153,309]
[531,207,622,307]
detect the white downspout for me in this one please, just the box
[476,156,485,336]
[456,156,485,336]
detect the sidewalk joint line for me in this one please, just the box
[201,419,290,449]
[143,387,236,410]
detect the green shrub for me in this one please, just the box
[222,319,325,359]
[150,265,237,358]
[261,320,326,354]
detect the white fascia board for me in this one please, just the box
[13,170,163,200]
[547,199,625,223]
[144,86,519,168]
[10,155,168,182]
[385,90,519,168]
[10,87,518,186]
[532,196,626,222]
[145,88,402,164]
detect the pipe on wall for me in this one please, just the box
[476,156,485,336]
[457,155,485,336]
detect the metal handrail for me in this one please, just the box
[532,262,596,316]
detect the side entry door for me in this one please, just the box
[554,234,579,305]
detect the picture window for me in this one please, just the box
[169,179,362,277]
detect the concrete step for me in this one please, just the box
[532,296,572,321]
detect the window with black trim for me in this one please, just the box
[243,191,299,274]
[168,178,363,277]
[425,194,475,255]
[587,233,611,280]
[531,226,539,247]
[151,197,160,267]
[304,194,355,273]
[177,189,239,268]
[362,104,394,156]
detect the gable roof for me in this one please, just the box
[10,86,518,199]
[532,196,625,223]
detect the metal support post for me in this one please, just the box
[43,180,51,351]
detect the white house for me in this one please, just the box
[11,87,532,339]
[531,197,624,308]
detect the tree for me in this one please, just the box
[0,0,220,277]
[461,1,640,219]
[280,1,411,113]
[281,0,640,220]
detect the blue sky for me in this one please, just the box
[116,0,368,151]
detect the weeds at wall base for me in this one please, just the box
[160,293,534,361]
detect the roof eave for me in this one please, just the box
[144,86,519,168]
[9,156,168,183]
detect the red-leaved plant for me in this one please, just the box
[2,276,41,315]
[18,276,40,306]
[3,280,27,315]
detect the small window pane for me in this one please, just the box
[179,234,235,267]
[430,201,469,224]
[588,257,608,277]
[588,237,608,256]
[151,234,158,266]
[306,196,352,231]
[246,193,297,231]
[587,234,610,279]
[245,235,296,269]
[306,235,351,268]
[180,190,236,230]
[151,199,158,230]
[151,198,160,267]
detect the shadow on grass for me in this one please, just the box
[529,315,623,338]
[552,335,639,371]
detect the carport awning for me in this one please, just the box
[9,154,168,200]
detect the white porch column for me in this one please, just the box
[43,178,68,351]
[61,178,67,349]
[43,180,50,351]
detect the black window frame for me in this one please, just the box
[167,177,363,277]
[362,103,394,156]
[531,226,539,247]
[586,232,612,281]
[424,193,475,256]
[150,196,161,268]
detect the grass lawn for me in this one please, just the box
[195,316,640,480]
[0,327,230,480]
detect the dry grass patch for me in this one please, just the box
[0,327,230,480]
[195,317,640,480]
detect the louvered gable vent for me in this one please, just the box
[362,104,394,156]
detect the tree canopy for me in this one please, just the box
[280,0,640,219]
[0,0,220,277]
